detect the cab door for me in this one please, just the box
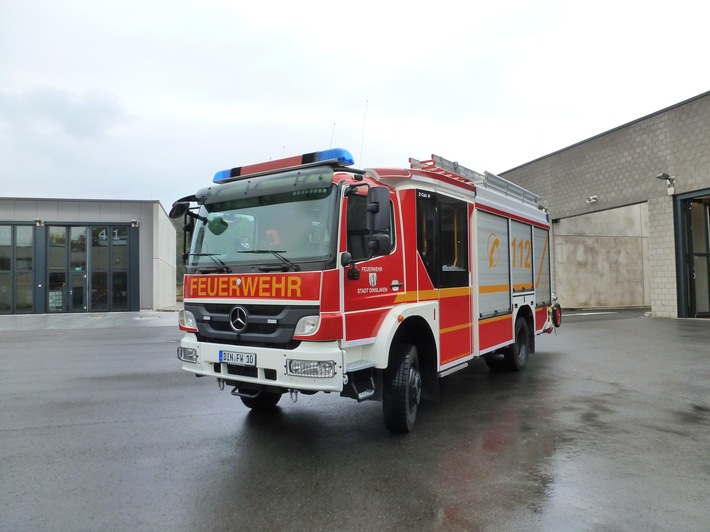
[341,187,404,343]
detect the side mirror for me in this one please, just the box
[340,252,360,280]
[369,234,391,255]
[169,202,188,219]
[340,252,353,267]
[367,186,391,234]
[169,195,197,219]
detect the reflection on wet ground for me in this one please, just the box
[2,310,709,530]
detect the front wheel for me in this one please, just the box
[504,317,530,371]
[383,344,422,433]
[240,390,282,410]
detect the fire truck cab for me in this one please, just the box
[170,148,561,432]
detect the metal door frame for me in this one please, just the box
[675,188,710,318]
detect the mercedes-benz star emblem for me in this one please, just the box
[229,306,248,333]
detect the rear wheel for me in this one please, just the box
[240,390,282,410]
[504,317,530,371]
[383,344,422,433]
[483,353,506,371]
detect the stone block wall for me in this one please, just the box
[502,91,710,316]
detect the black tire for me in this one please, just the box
[383,344,422,433]
[240,390,282,410]
[504,317,530,371]
[483,353,506,371]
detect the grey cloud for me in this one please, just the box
[0,87,128,139]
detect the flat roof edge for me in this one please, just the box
[501,89,710,175]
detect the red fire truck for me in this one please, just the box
[170,148,561,432]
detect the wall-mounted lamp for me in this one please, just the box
[585,195,598,204]
[130,219,139,228]
[656,173,676,195]
[34,218,44,227]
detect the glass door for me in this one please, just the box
[48,226,67,313]
[89,226,130,311]
[47,225,88,313]
[0,225,35,314]
[69,226,88,311]
[689,200,710,317]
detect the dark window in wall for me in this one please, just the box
[111,227,130,311]
[0,226,12,313]
[15,226,34,312]
[112,271,129,311]
[0,225,35,314]
[70,226,87,271]
[91,272,109,311]
[44,224,134,313]
[89,225,130,311]
[47,226,67,312]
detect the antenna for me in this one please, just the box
[330,123,336,148]
[359,100,368,164]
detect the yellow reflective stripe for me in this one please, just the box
[479,284,509,294]
[512,283,533,292]
[479,314,511,324]
[441,322,472,334]
[393,287,472,303]
[535,231,549,289]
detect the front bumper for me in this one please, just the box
[177,335,345,393]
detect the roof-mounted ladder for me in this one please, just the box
[409,155,485,187]
[410,154,541,206]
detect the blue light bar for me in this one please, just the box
[314,148,355,165]
[213,148,355,183]
[213,168,232,181]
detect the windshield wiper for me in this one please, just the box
[238,250,301,271]
[188,253,232,273]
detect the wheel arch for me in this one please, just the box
[514,303,536,354]
[390,315,438,400]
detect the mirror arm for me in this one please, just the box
[344,183,370,196]
[348,263,361,281]
[186,210,207,223]
[181,212,189,265]
[341,251,361,280]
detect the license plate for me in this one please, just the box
[219,350,257,367]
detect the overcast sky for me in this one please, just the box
[1,0,708,211]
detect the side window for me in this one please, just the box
[440,196,469,288]
[416,191,438,285]
[346,192,395,262]
[416,191,469,288]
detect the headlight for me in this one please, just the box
[286,359,336,378]
[178,309,198,333]
[177,347,198,363]
[294,315,320,336]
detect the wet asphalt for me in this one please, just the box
[1,309,709,531]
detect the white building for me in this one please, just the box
[0,198,176,314]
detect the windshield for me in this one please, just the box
[188,167,338,272]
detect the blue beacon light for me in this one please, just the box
[213,148,355,183]
[313,148,355,165]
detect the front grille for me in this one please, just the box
[204,303,284,316]
[186,302,318,349]
[226,365,258,378]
